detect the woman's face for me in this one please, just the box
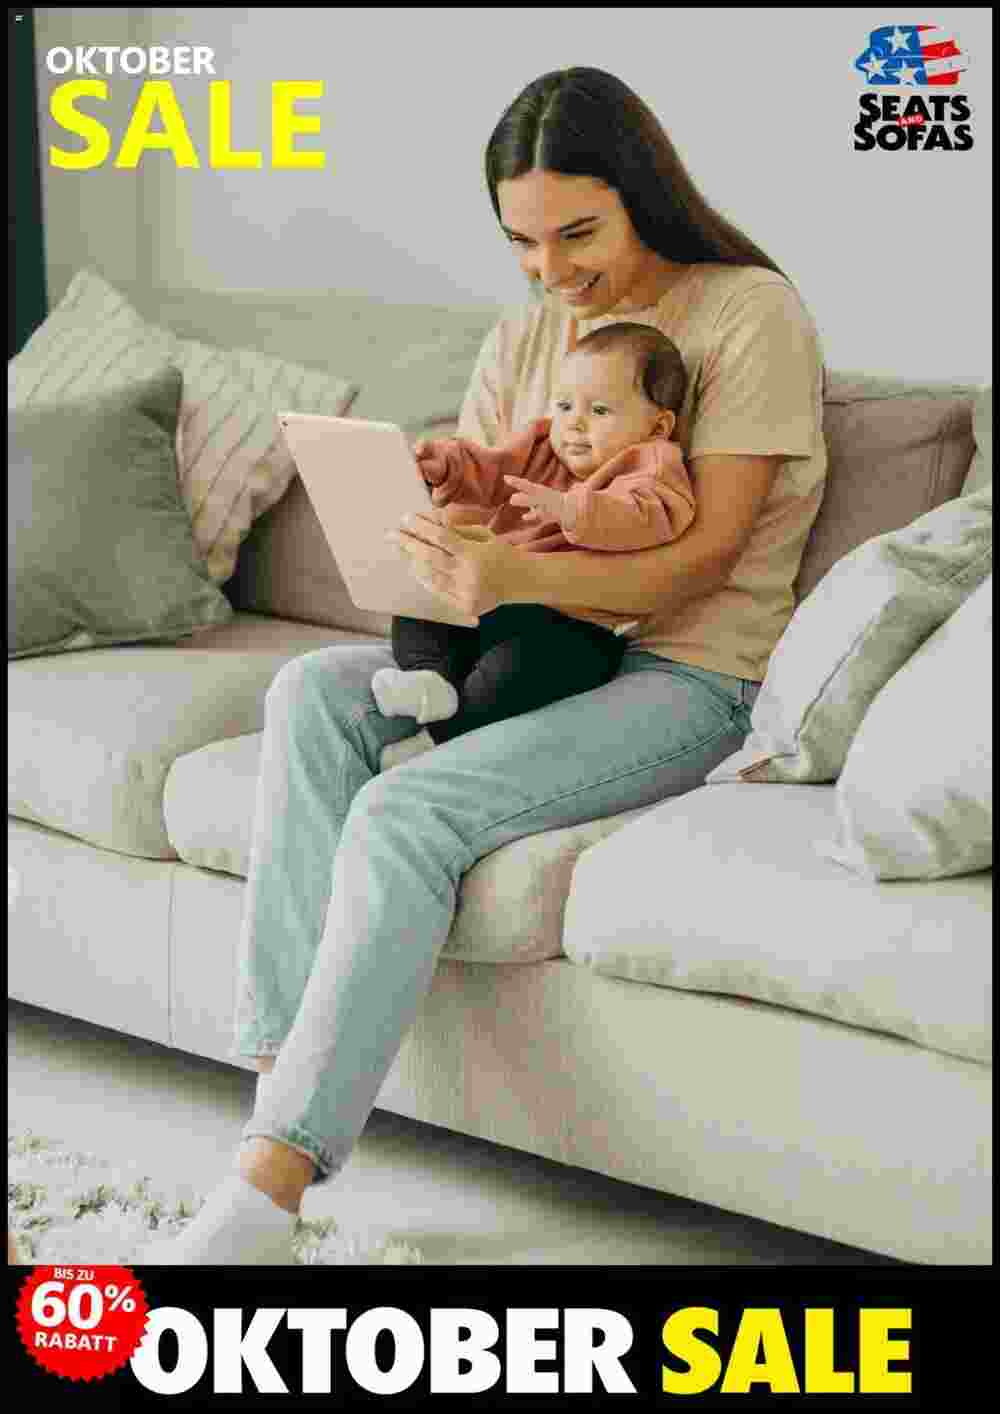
[496,169,672,318]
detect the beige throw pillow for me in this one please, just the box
[818,576,992,881]
[10,269,359,584]
[706,487,993,784]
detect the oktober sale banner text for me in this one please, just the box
[12,1263,996,1405]
[44,45,324,169]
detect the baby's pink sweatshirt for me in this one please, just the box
[424,417,696,553]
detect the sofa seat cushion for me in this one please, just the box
[7,613,378,860]
[563,783,992,1065]
[164,732,649,963]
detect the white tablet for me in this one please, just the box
[278,412,479,628]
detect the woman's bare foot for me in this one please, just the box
[238,1138,315,1215]
[245,1057,315,1211]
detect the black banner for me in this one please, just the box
[8,1264,992,1408]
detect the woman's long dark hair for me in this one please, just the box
[485,67,787,281]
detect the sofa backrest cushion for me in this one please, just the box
[227,471,394,636]
[243,368,978,632]
[114,283,979,630]
[795,371,977,601]
[235,368,979,633]
[962,385,992,495]
[115,280,500,434]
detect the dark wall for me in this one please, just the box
[10,9,48,358]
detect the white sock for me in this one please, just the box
[380,728,436,772]
[139,1174,296,1266]
[372,668,458,725]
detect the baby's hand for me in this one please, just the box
[505,475,566,524]
[414,440,460,505]
[413,440,448,487]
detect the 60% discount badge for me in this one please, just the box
[16,1265,150,1382]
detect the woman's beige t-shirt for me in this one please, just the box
[457,263,827,682]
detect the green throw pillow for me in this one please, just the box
[8,365,232,658]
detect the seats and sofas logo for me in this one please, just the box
[853,23,974,150]
[854,24,968,84]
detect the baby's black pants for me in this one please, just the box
[391,605,626,744]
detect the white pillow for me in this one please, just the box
[818,576,992,881]
[707,487,993,784]
[10,269,359,584]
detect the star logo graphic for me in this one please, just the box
[895,63,920,86]
[860,51,888,79]
[889,26,913,54]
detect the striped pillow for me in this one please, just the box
[10,269,359,584]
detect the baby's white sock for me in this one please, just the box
[372,668,458,725]
[139,1174,296,1266]
[380,729,436,772]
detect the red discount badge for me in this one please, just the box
[16,1265,150,1382]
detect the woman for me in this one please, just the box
[147,67,825,1263]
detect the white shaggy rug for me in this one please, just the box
[8,1132,424,1266]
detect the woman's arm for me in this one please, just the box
[393,453,782,621]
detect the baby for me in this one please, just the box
[374,322,695,770]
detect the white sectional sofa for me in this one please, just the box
[8,277,992,1265]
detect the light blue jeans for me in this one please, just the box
[236,641,760,1182]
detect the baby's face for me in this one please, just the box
[549,348,668,479]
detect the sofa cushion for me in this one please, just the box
[11,270,359,585]
[707,486,992,784]
[7,614,375,860]
[224,413,456,638]
[229,360,978,630]
[819,575,992,881]
[563,782,992,1065]
[795,371,977,601]
[962,385,992,495]
[116,280,500,440]
[8,367,232,659]
[201,293,498,627]
[163,731,648,962]
[226,474,393,638]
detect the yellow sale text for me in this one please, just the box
[46,80,325,170]
[661,1306,912,1395]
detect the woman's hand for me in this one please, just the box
[388,510,527,620]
